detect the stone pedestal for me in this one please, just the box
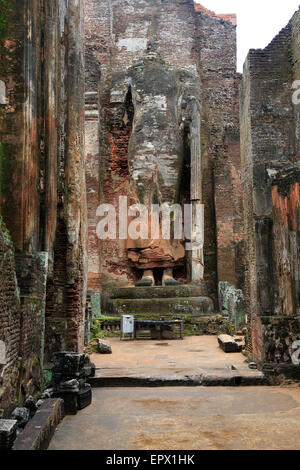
[103,286,214,318]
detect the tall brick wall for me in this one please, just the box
[240,9,300,364]
[84,0,243,307]
[0,0,88,414]
[42,0,88,361]
[0,0,42,251]
[197,10,243,299]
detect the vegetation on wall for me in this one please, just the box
[0,0,7,38]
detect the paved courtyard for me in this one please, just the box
[49,386,300,450]
[90,336,248,378]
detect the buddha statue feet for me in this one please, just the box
[135,270,155,287]
[135,268,180,287]
[162,268,180,287]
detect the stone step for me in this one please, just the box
[105,285,207,299]
[106,297,214,316]
[89,367,267,387]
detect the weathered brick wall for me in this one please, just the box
[0,0,44,418]
[43,0,88,361]
[249,172,300,365]
[240,9,300,364]
[84,0,243,307]
[197,9,243,301]
[0,217,20,417]
[0,0,42,251]
[272,170,300,318]
[15,252,48,397]
[0,225,48,417]
[0,0,88,413]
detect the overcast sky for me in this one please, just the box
[196,0,300,72]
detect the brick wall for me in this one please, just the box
[240,9,300,364]
[0,217,20,417]
[197,9,243,301]
[272,170,300,318]
[0,0,88,413]
[44,0,87,361]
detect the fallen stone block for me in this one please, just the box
[11,407,30,429]
[0,419,18,450]
[218,334,241,353]
[98,339,112,354]
[24,396,38,418]
[12,399,64,450]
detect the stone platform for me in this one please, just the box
[103,286,214,317]
[89,337,266,387]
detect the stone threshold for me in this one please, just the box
[89,367,267,387]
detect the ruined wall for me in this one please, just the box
[0,0,87,414]
[44,0,88,360]
[240,10,300,364]
[261,170,300,364]
[84,0,243,308]
[0,0,42,251]
[272,170,300,318]
[196,8,243,300]
[0,217,20,417]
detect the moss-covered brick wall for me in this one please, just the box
[240,10,300,365]
[0,216,20,416]
[0,0,88,412]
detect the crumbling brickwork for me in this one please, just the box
[0,0,87,415]
[0,217,20,417]
[44,0,88,361]
[240,10,300,364]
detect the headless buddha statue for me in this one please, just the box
[125,56,190,287]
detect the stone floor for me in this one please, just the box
[49,386,300,450]
[91,336,247,375]
[89,336,263,384]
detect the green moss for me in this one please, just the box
[87,315,232,345]
[22,297,42,307]
[288,45,295,69]
[42,369,52,388]
[218,319,236,336]
[85,340,99,354]
[0,0,7,38]
[32,356,40,367]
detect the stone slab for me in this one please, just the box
[89,369,266,387]
[218,334,241,353]
[12,399,64,450]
